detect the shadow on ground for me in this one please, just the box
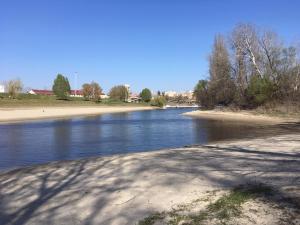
[0,129,299,225]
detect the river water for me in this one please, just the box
[0,108,291,170]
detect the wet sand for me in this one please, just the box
[183,110,299,124]
[0,106,155,123]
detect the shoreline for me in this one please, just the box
[0,133,299,224]
[183,109,299,124]
[0,106,155,124]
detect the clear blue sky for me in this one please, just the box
[1,0,300,93]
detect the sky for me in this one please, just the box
[1,0,300,93]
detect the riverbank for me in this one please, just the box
[0,133,299,225]
[0,106,155,123]
[183,109,299,124]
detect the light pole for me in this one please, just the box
[74,72,78,96]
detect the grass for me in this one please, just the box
[138,184,274,225]
[0,93,149,107]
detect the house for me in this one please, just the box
[29,89,84,97]
[0,84,5,93]
[70,90,83,97]
[29,89,54,96]
[129,93,141,103]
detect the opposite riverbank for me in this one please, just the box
[0,133,299,225]
[183,110,299,124]
[0,106,155,123]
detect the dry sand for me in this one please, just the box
[0,106,155,123]
[183,110,298,124]
[0,133,299,225]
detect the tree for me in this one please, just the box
[52,74,71,100]
[90,81,102,101]
[109,85,129,101]
[140,88,152,102]
[82,83,93,100]
[150,96,167,108]
[246,76,274,106]
[6,79,23,98]
[82,82,102,101]
[194,80,213,108]
[209,35,235,105]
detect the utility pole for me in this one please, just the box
[74,72,78,96]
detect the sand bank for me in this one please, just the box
[183,110,298,124]
[0,133,299,224]
[0,106,154,123]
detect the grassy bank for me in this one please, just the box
[0,93,149,108]
[138,183,298,225]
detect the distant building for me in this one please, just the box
[100,94,109,99]
[29,89,84,97]
[129,93,141,103]
[0,84,5,93]
[124,84,131,102]
[70,90,83,97]
[165,91,177,98]
[29,89,54,96]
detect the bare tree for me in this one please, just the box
[6,79,23,98]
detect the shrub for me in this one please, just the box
[246,76,275,106]
[150,96,166,108]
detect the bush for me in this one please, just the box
[246,76,275,106]
[150,96,167,108]
[140,88,152,102]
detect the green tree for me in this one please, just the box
[109,85,129,102]
[246,76,274,106]
[140,88,152,102]
[52,74,71,100]
[194,80,214,109]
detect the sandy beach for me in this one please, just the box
[0,133,299,225]
[183,110,299,124]
[0,106,155,123]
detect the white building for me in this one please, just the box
[0,84,5,93]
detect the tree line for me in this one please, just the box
[194,23,300,109]
[2,74,162,105]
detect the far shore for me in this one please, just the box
[183,109,299,124]
[0,106,155,124]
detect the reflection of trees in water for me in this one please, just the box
[2,124,25,163]
[192,119,267,143]
[53,120,72,159]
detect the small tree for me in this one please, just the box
[6,79,23,98]
[194,80,214,109]
[140,88,152,102]
[52,74,71,100]
[82,83,93,100]
[150,96,167,108]
[109,85,129,102]
[90,81,102,101]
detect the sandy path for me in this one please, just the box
[0,134,299,225]
[0,106,154,123]
[183,110,298,124]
